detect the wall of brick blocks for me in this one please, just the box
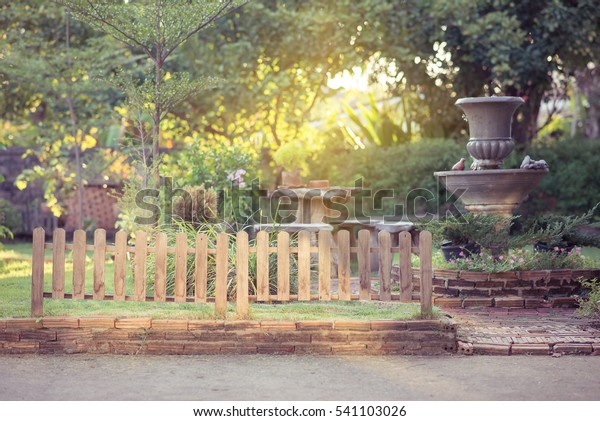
[392,267,599,308]
[0,318,457,356]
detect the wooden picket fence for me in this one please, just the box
[30,227,433,318]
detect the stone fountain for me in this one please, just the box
[434,96,548,217]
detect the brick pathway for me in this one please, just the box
[445,307,600,356]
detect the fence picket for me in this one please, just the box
[214,232,228,318]
[297,230,311,301]
[52,228,65,299]
[256,231,269,302]
[358,229,371,300]
[174,232,188,302]
[236,231,249,318]
[155,232,167,302]
[378,231,392,301]
[419,230,433,317]
[31,227,45,317]
[113,230,127,301]
[318,230,331,301]
[337,230,351,301]
[277,231,290,301]
[399,231,413,301]
[194,233,208,303]
[134,231,148,301]
[72,229,86,300]
[93,229,106,300]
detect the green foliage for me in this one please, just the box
[0,199,22,234]
[422,213,514,249]
[166,140,258,191]
[56,0,247,187]
[272,141,309,173]
[578,278,600,318]
[309,138,465,216]
[114,173,154,237]
[521,205,600,249]
[525,138,600,215]
[341,94,410,147]
[441,247,593,272]
[361,0,600,145]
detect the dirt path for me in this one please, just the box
[1,354,599,400]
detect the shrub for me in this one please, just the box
[578,278,600,318]
[0,198,22,234]
[441,247,592,272]
[308,138,465,216]
[524,137,600,215]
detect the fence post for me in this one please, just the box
[358,229,371,300]
[113,230,127,301]
[297,230,311,301]
[378,231,392,301]
[318,230,331,301]
[134,230,148,301]
[236,231,249,318]
[256,231,270,302]
[155,232,168,302]
[31,227,45,317]
[52,228,66,299]
[194,233,208,303]
[72,229,87,300]
[337,230,351,301]
[174,232,187,303]
[277,231,290,301]
[399,231,413,301]
[419,230,433,318]
[214,232,229,318]
[93,229,106,300]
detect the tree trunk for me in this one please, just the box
[505,86,544,151]
[65,10,84,230]
[576,67,600,139]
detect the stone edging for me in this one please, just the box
[0,318,457,356]
[457,340,600,356]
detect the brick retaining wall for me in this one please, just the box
[0,318,457,356]
[392,267,599,308]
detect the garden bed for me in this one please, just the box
[392,266,600,308]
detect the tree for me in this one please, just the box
[0,0,125,227]
[360,0,600,146]
[172,0,372,184]
[55,0,249,187]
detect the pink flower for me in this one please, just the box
[518,258,524,263]
[509,259,515,264]
[554,246,559,251]
[459,251,464,257]
[534,259,539,263]
[479,252,484,257]
[499,255,504,260]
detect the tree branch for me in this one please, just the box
[162,0,248,61]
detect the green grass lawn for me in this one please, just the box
[0,242,427,320]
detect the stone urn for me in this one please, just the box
[456,96,524,170]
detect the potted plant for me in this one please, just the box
[422,213,512,261]
[272,141,308,187]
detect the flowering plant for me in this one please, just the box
[441,247,591,272]
[227,169,247,187]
